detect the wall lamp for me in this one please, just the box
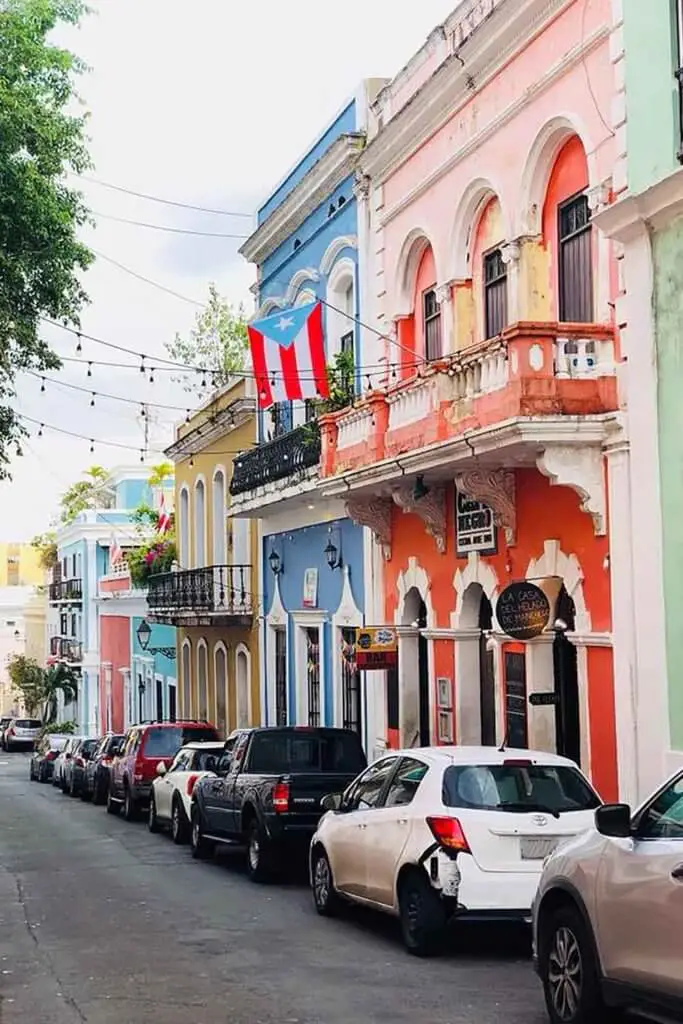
[413,474,430,501]
[136,619,176,660]
[324,534,343,571]
[268,547,282,576]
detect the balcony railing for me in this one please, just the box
[147,565,252,617]
[49,637,83,663]
[230,424,321,496]
[48,578,83,603]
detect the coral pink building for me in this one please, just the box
[319,0,636,801]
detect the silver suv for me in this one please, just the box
[3,718,42,751]
[533,767,683,1023]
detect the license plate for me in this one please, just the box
[520,837,559,860]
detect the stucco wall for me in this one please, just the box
[100,615,130,733]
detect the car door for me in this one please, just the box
[326,757,399,899]
[363,756,430,908]
[156,750,188,819]
[596,771,683,997]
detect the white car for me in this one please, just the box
[310,746,601,956]
[148,741,227,843]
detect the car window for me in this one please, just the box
[169,750,191,772]
[16,719,42,729]
[384,758,429,808]
[638,776,683,840]
[122,731,138,756]
[194,748,224,771]
[442,763,601,814]
[247,730,367,774]
[345,758,398,811]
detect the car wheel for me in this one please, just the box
[80,782,91,802]
[148,794,161,833]
[398,870,447,958]
[190,807,214,860]
[106,787,120,815]
[311,848,340,916]
[29,762,35,781]
[245,819,274,883]
[171,798,189,845]
[92,778,106,806]
[123,785,138,822]
[540,905,617,1024]
[69,774,78,798]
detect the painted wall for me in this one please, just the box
[100,615,129,733]
[177,625,259,737]
[114,478,151,510]
[0,544,44,587]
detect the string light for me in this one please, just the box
[185,410,191,424]
[139,357,146,375]
[87,362,92,377]
[90,393,95,407]
[149,367,155,384]
[391,364,397,381]
[140,405,146,418]
[140,450,145,463]
[189,455,194,467]
[40,377,46,392]
[89,439,95,453]
[76,333,82,354]
[38,424,43,437]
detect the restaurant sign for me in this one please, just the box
[496,582,551,641]
[354,626,398,670]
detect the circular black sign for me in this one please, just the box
[495,582,551,641]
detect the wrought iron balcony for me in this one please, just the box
[146,564,252,624]
[48,578,83,603]
[49,636,83,663]
[230,424,321,497]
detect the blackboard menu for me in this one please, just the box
[504,651,528,749]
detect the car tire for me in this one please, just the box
[123,785,138,822]
[171,797,189,845]
[80,782,91,802]
[69,774,78,798]
[540,904,619,1024]
[148,794,161,833]
[29,762,36,781]
[92,777,106,806]
[398,870,447,958]
[245,819,275,883]
[190,807,214,860]
[106,788,120,815]
[311,847,340,916]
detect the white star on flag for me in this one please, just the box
[277,316,294,331]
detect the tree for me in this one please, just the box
[165,283,248,395]
[147,461,174,489]
[7,654,44,714]
[59,465,110,523]
[31,530,58,569]
[7,654,78,723]
[42,662,78,724]
[0,0,93,478]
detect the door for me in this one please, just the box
[417,600,430,746]
[328,758,398,898]
[364,756,429,907]
[479,593,496,746]
[156,749,189,819]
[155,675,164,722]
[504,649,528,749]
[274,628,287,726]
[597,772,683,996]
[168,684,177,723]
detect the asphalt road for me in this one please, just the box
[0,753,549,1024]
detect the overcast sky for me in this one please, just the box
[0,0,456,541]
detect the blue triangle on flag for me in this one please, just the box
[251,302,317,350]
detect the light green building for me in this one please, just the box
[596,0,683,792]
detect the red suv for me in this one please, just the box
[107,720,219,821]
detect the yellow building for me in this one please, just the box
[147,378,260,737]
[0,543,44,588]
[24,589,48,666]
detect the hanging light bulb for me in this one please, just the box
[148,367,155,384]
[140,450,145,463]
[140,404,146,418]
[185,410,191,424]
[90,393,95,407]
[201,371,207,388]
[87,362,92,377]
[366,374,372,390]
[38,424,43,437]
[89,439,94,453]
[189,454,194,467]
[140,357,146,374]
[76,333,82,354]
[391,364,397,381]
[40,377,46,393]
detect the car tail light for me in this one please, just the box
[186,774,200,797]
[75,757,84,767]
[426,816,470,854]
[273,780,290,813]
[6,728,14,738]
[46,751,58,761]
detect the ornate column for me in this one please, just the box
[500,240,522,323]
[435,281,455,357]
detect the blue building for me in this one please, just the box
[231,82,385,753]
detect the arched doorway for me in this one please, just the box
[478,592,496,746]
[401,586,430,747]
[553,585,580,765]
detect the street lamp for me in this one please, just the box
[268,547,282,576]
[324,538,342,571]
[136,619,152,651]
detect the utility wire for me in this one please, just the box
[91,210,250,239]
[28,370,196,415]
[77,174,254,218]
[91,249,205,308]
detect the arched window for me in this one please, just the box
[181,640,192,718]
[326,259,356,362]
[542,136,593,323]
[212,469,226,565]
[235,645,250,728]
[179,487,190,568]
[194,478,206,568]
[471,196,508,341]
[214,643,227,737]
[197,640,208,721]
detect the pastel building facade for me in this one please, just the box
[318,0,630,800]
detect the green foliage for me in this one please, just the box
[6,655,78,723]
[42,662,78,724]
[59,465,109,523]
[31,530,58,569]
[0,0,93,478]
[147,461,174,488]
[41,719,76,736]
[166,283,248,395]
[320,348,356,413]
[127,499,177,588]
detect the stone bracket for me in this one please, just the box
[536,445,606,536]
[455,469,517,545]
[345,496,393,559]
[392,483,448,554]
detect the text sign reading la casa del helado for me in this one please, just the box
[495,582,551,641]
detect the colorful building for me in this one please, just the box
[317,1,625,800]
[233,82,387,758]
[0,543,44,588]
[0,587,38,716]
[594,0,683,790]
[154,379,260,737]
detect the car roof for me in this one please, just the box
[129,720,215,730]
[180,741,226,751]
[378,745,583,769]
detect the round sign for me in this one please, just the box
[495,581,551,641]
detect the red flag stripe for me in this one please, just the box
[248,325,273,408]
[308,302,329,399]
[279,336,304,402]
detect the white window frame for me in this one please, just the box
[234,642,252,729]
[291,610,326,726]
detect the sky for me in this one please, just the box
[0,0,457,541]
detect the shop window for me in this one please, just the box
[274,627,287,726]
[306,627,321,727]
[437,677,454,743]
[484,248,508,339]
[558,193,593,323]
[341,627,361,734]
[423,288,442,360]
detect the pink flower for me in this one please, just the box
[144,550,156,564]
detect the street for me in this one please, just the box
[0,754,548,1024]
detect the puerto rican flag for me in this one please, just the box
[110,533,123,566]
[158,493,171,534]
[248,301,329,410]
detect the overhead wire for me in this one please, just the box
[90,210,250,239]
[76,174,254,218]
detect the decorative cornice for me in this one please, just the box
[345,496,393,559]
[392,482,447,554]
[592,166,683,242]
[536,445,606,535]
[239,133,365,265]
[455,469,516,545]
[165,397,255,460]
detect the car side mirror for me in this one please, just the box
[595,803,632,838]
[321,792,342,812]
[155,762,167,777]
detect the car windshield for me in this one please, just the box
[442,763,601,815]
[104,734,125,754]
[248,730,367,775]
[16,719,42,729]
[49,737,68,751]
[194,747,225,770]
[81,739,99,755]
[142,726,218,758]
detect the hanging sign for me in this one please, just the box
[496,581,550,641]
[529,691,560,707]
[354,626,398,670]
[302,568,318,608]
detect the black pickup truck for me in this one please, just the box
[190,726,367,882]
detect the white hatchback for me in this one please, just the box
[310,746,601,955]
[148,741,227,843]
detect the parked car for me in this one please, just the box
[0,716,12,747]
[2,717,43,751]
[189,726,368,881]
[533,766,683,1024]
[63,737,100,797]
[148,740,228,843]
[52,736,85,789]
[82,732,125,804]
[29,733,70,782]
[309,746,601,956]
[108,720,220,821]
